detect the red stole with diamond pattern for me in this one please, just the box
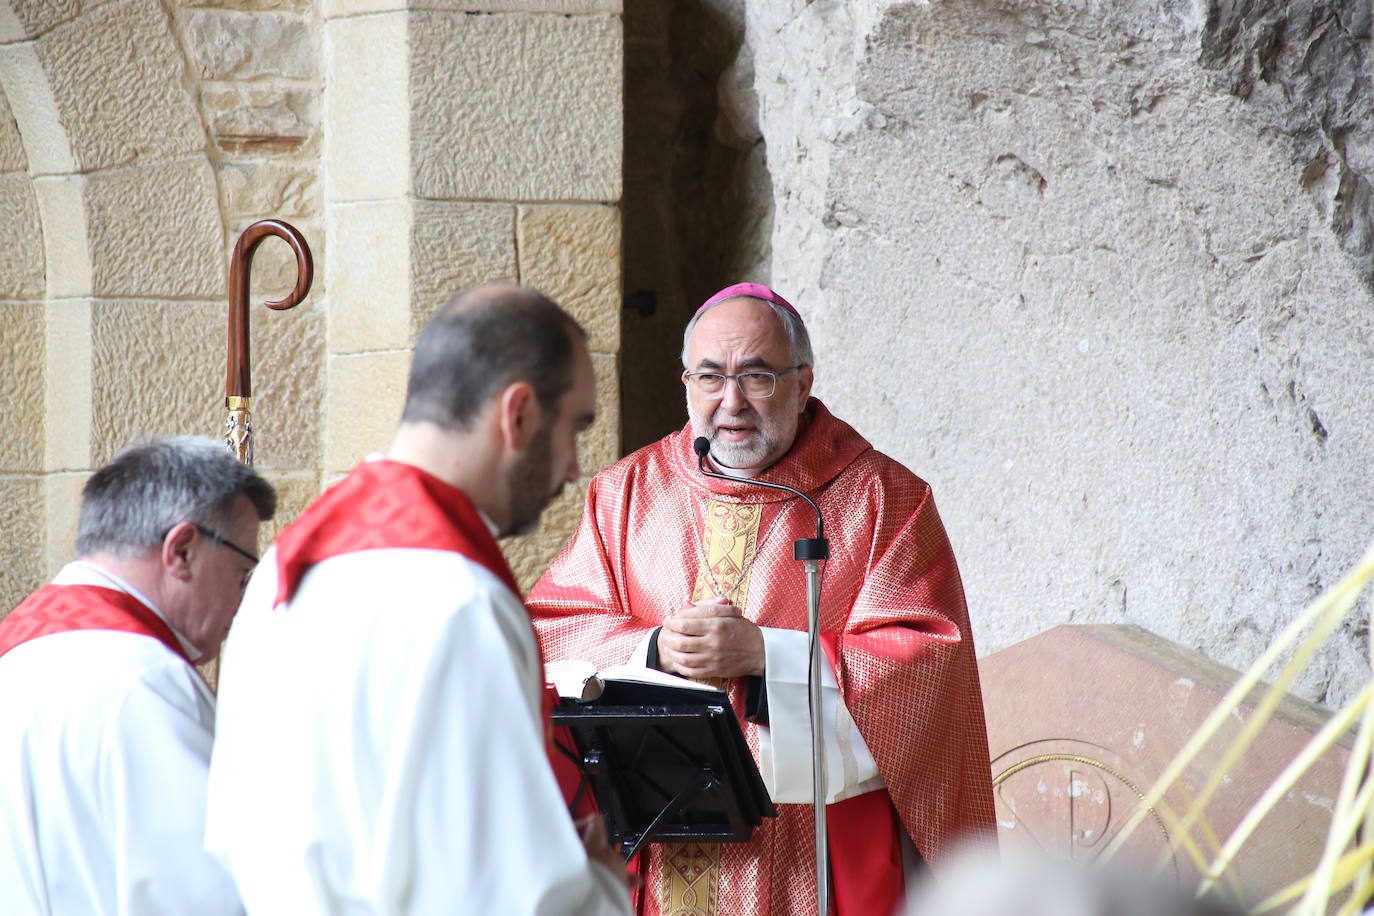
[0,584,192,664]
[274,459,520,605]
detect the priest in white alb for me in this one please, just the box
[0,436,276,915]
[205,285,633,915]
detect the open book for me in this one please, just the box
[545,659,724,706]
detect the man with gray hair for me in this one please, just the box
[530,283,996,915]
[0,435,275,915]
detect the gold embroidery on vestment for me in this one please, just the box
[663,499,762,916]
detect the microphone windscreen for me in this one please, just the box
[693,437,711,458]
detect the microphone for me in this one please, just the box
[693,433,831,911]
[693,436,827,549]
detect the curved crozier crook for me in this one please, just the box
[226,218,314,401]
[224,219,313,465]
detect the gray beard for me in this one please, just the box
[708,433,775,470]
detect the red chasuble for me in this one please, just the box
[528,399,997,915]
[0,584,191,664]
[271,459,587,810]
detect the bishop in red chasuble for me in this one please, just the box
[529,285,996,915]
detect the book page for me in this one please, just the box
[596,664,718,691]
[544,659,718,699]
[544,659,597,698]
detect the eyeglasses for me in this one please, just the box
[193,521,258,565]
[683,365,802,399]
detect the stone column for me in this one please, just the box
[322,0,623,586]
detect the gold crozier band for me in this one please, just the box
[662,499,762,916]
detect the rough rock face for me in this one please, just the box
[729,0,1374,706]
[1197,0,1373,285]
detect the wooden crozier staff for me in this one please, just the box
[223,219,313,465]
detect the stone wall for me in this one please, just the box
[620,0,771,452]
[0,0,623,608]
[721,0,1374,706]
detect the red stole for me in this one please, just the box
[274,459,520,605]
[273,459,588,812]
[0,583,192,664]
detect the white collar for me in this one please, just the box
[477,509,499,538]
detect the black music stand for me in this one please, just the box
[552,683,776,861]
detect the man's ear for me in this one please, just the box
[162,522,197,582]
[496,380,541,451]
[797,364,814,410]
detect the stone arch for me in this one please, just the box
[0,0,227,594]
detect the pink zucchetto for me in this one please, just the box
[697,283,803,322]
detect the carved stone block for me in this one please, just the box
[980,624,1351,905]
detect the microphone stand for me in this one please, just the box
[694,438,831,914]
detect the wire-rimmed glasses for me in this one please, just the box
[683,365,802,398]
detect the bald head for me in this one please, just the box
[402,283,586,433]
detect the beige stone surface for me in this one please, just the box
[326,200,412,354]
[189,9,315,81]
[0,5,17,43]
[84,159,222,299]
[410,12,621,201]
[325,0,618,16]
[0,476,45,615]
[440,0,621,10]
[518,204,620,353]
[0,303,44,472]
[184,0,309,12]
[241,299,325,472]
[502,481,586,595]
[581,352,619,476]
[0,90,26,171]
[320,0,391,15]
[243,299,322,472]
[258,471,323,543]
[88,299,224,465]
[323,13,408,203]
[0,174,43,299]
[0,39,76,174]
[44,298,92,470]
[410,200,517,330]
[34,0,203,172]
[203,86,317,158]
[42,472,85,579]
[323,350,410,474]
[32,174,90,299]
[0,0,97,42]
[220,162,319,222]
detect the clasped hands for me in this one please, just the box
[655,596,765,679]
